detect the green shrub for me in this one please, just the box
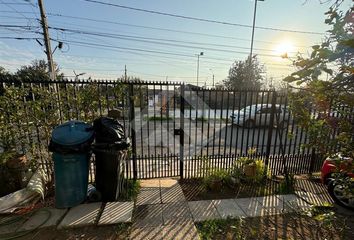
[203,169,230,190]
[120,179,140,201]
[278,174,296,194]
[146,116,172,121]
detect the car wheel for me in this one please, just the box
[243,119,255,129]
[328,180,354,210]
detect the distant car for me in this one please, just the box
[321,156,354,210]
[230,104,291,128]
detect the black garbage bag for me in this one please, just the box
[93,117,130,149]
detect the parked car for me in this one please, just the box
[321,156,354,210]
[230,104,291,128]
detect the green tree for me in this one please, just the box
[284,2,353,157]
[222,56,264,90]
[15,59,64,81]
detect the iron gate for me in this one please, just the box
[0,78,334,180]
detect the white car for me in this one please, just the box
[230,104,291,128]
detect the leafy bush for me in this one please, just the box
[278,174,296,194]
[203,169,230,190]
[120,179,140,201]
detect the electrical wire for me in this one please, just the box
[80,0,324,35]
[48,25,304,55]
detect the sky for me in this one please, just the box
[0,0,352,87]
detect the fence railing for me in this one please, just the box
[1,78,347,180]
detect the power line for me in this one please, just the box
[49,25,303,55]
[0,10,315,48]
[48,26,292,57]
[0,0,35,23]
[0,2,29,5]
[81,0,323,35]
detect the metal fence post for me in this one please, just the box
[309,148,317,174]
[128,84,137,180]
[179,84,185,179]
[265,91,277,167]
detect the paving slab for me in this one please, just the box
[161,184,186,203]
[254,195,288,215]
[19,208,67,231]
[212,199,246,219]
[140,179,160,188]
[188,200,220,222]
[234,198,267,217]
[295,190,325,205]
[57,202,102,229]
[130,225,163,240]
[159,178,178,188]
[0,215,27,235]
[276,194,312,212]
[162,218,200,240]
[162,202,192,221]
[136,188,161,205]
[98,202,133,225]
[133,204,163,228]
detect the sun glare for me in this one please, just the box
[274,41,295,58]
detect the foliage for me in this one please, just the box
[232,148,269,183]
[15,60,64,81]
[196,116,208,122]
[330,153,354,199]
[203,169,230,190]
[196,217,244,240]
[284,3,354,157]
[120,179,140,201]
[278,174,296,194]
[222,56,264,90]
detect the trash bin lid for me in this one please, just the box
[52,121,94,146]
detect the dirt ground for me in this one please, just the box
[4,224,131,240]
[179,178,281,201]
[196,213,354,240]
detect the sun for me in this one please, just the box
[274,41,295,58]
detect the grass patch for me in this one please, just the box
[196,213,352,240]
[196,217,243,240]
[196,117,208,122]
[146,116,172,121]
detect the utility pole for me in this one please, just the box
[124,65,127,81]
[38,0,55,80]
[212,74,215,88]
[249,0,264,66]
[196,52,204,87]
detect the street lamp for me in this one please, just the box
[249,0,264,65]
[196,52,204,87]
[209,68,215,88]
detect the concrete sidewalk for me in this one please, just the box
[130,178,329,240]
[0,178,337,240]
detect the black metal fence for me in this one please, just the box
[0,78,337,181]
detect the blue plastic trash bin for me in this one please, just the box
[49,121,94,208]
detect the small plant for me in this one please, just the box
[306,203,337,228]
[236,148,268,183]
[120,179,140,201]
[196,217,243,240]
[203,169,230,191]
[278,174,296,194]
